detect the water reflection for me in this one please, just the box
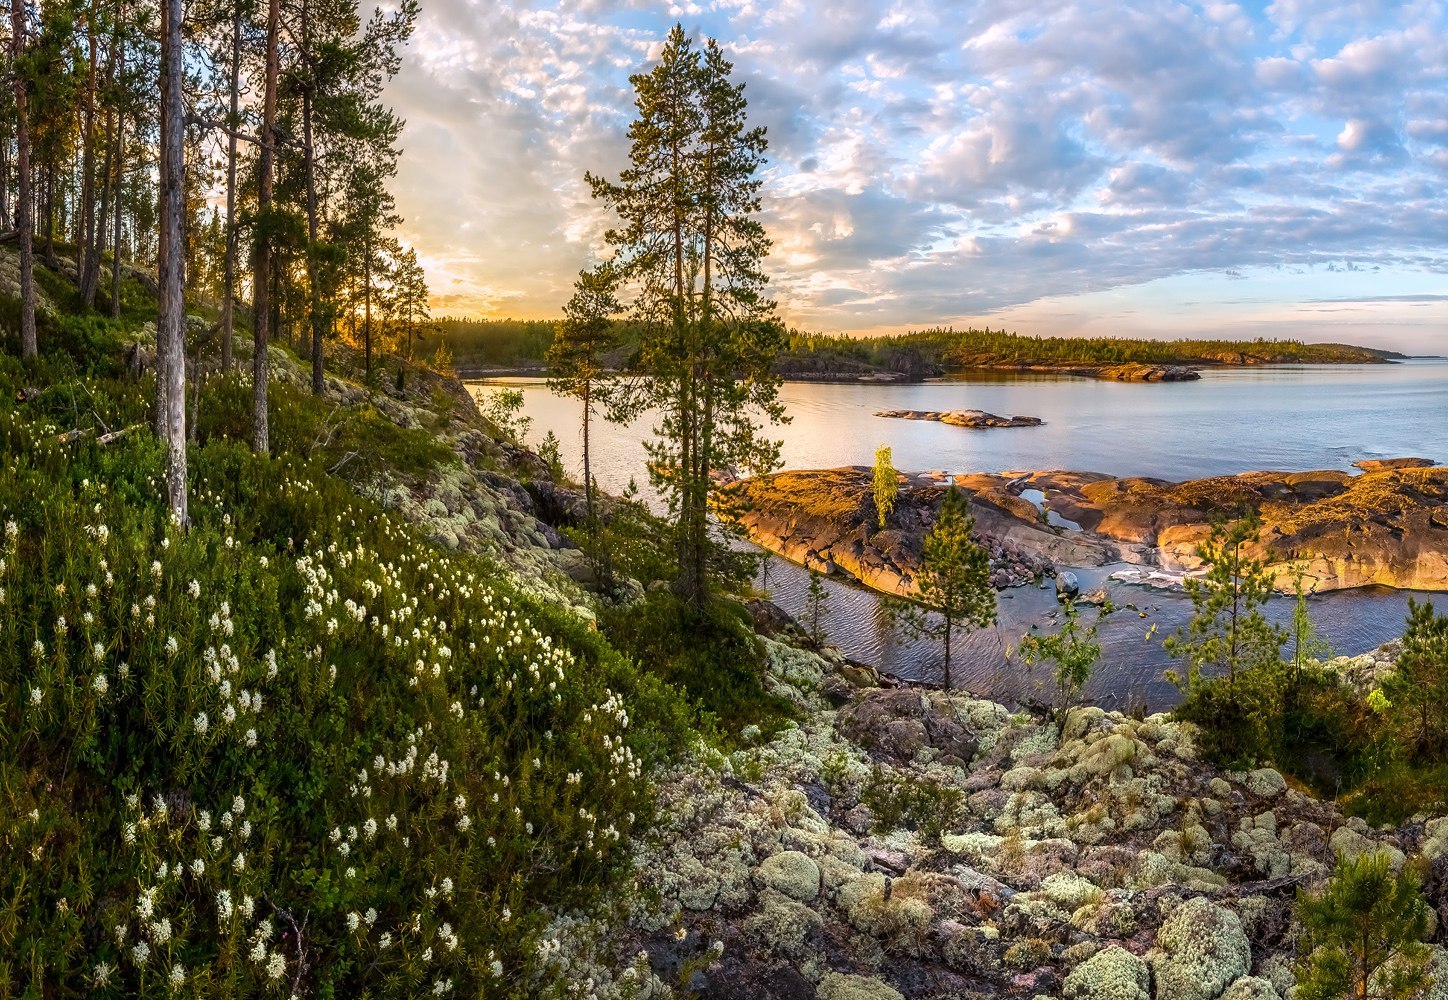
[467,363,1448,709]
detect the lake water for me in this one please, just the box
[468,360,1448,710]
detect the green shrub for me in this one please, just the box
[0,388,689,996]
[599,591,794,740]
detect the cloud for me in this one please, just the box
[382,0,1448,350]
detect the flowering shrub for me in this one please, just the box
[0,374,688,996]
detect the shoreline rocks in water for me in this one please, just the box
[875,409,1045,429]
[1354,457,1435,472]
[1096,362,1201,382]
[724,460,1448,595]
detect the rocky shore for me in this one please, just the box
[725,462,1448,596]
[876,410,1045,429]
[562,637,1448,1000]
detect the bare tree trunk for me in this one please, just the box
[78,12,102,308]
[110,0,125,320]
[302,82,324,396]
[363,233,372,377]
[220,0,240,370]
[252,0,280,455]
[10,0,36,359]
[159,0,188,524]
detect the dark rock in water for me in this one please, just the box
[875,408,1043,429]
[1353,457,1435,472]
[1056,570,1081,600]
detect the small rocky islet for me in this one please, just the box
[875,409,1045,429]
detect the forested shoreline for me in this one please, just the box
[435,316,1403,377]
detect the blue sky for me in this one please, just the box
[383,0,1448,351]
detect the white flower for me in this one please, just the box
[345,866,356,879]
[346,911,360,931]
[150,917,172,944]
[364,907,377,926]
[131,941,151,965]
[232,795,245,814]
[190,858,205,877]
[188,580,200,599]
[169,962,185,986]
[92,642,105,662]
[194,712,209,735]
[241,895,255,919]
[91,673,108,696]
[29,687,41,706]
[362,818,377,839]
[197,810,211,832]
[216,889,233,920]
[165,636,178,656]
[266,952,286,980]
[245,728,258,748]
[232,852,246,871]
[92,961,114,987]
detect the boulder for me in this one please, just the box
[1152,896,1252,1000]
[1062,945,1150,1000]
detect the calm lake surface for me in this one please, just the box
[468,360,1448,710]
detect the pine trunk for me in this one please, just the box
[302,84,324,396]
[78,17,101,308]
[159,0,187,525]
[253,0,281,455]
[11,0,36,358]
[220,0,240,370]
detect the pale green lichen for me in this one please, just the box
[743,887,823,959]
[816,972,905,1000]
[1219,975,1281,1000]
[757,850,822,902]
[1062,945,1150,1000]
[1152,896,1252,1000]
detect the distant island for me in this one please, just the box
[773,328,1407,383]
[438,318,1405,384]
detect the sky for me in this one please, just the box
[381,0,1448,352]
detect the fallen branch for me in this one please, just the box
[55,423,144,447]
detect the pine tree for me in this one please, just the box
[1165,508,1284,688]
[9,0,37,358]
[1020,598,1112,732]
[548,266,620,530]
[587,24,785,609]
[1294,851,1435,1000]
[1386,599,1448,759]
[896,488,996,688]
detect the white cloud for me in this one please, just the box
[382,0,1448,348]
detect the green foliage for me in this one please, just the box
[804,571,830,649]
[872,444,896,530]
[779,326,1397,375]
[860,768,967,845]
[1288,567,1333,700]
[538,431,566,484]
[1165,509,1284,687]
[587,24,787,607]
[478,387,531,445]
[197,371,454,485]
[1019,599,1112,731]
[1294,852,1435,1000]
[1384,599,1448,759]
[435,317,560,367]
[598,592,794,740]
[0,394,691,996]
[893,488,996,688]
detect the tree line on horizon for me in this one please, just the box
[435,316,1398,372]
[2,0,430,522]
